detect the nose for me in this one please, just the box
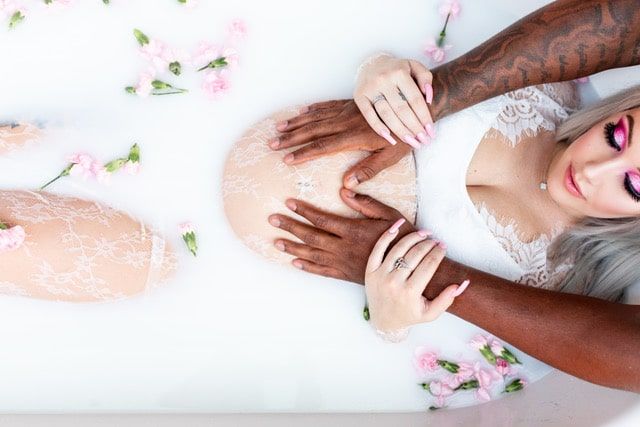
[580,156,627,185]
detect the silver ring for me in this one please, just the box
[372,94,386,105]
[393,257,410,271]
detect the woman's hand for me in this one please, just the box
[354,54,435,148]
[365,219,469,341]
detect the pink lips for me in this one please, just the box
[565,164,584,199]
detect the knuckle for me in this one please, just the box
[357,165,377,181]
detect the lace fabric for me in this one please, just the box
[1,123,177,303]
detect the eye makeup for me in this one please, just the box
[604,117,628,151]
[624,173,640,203]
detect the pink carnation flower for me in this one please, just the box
[192,41,220,68]
[424,37,452,63]
[473,361,502,402]
[228,19,247,40]
[438,0,461,19]
[428,380,454,408]
[202,70,230,98]
[454,361,475,383]
[68,153,109,183]
[469,334,489,350]
[0,224,25,253]
[495,358,511,376]
[123,160,141,175]
[489,338,505,356]
[414,347,440,375]
[135,69,156,98]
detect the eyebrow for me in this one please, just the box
[628,114,635,147]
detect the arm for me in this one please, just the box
[276,0,640,186]
[270,191,640,392]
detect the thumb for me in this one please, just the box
[421,284,459,322]
[339,188,402,220]
[342,149,403,188]
[408,59,433,103]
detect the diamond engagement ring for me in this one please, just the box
[393,257,410,271]
[372,94,386,105]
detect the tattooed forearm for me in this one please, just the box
[429,0,640,120]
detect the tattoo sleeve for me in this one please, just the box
[429,0,640,120]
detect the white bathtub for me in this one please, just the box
[0,0,637,424]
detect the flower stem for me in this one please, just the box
[39,174,64,190]
[437,12,451,47]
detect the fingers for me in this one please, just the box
[342,144,411,188]
[367,218,406,273]
[408,59,433,105]
[291,258,348,280]
[354,97,397,145]
[275,238,334,266]
[268,214,338,248]
[380,230,430,273]
[285,198,349,236]
[339,188,403,220]
[271,121,337,151]
[285,134,355,164]
[276,107,343,134]
[372,95,421,149]
[407,243,447,293]
[421,284,459,322]
[381,84,428,145]
[307,99,350,112]
[397,74,433,132]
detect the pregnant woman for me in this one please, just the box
[0,123,176,302]
[223,0,640,393]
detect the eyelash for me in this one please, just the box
[604,122,621,151]
[604,121,640,202]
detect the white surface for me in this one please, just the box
[0,0,638,422]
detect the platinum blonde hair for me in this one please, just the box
[548,85,640,302]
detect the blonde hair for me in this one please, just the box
[548,85,640,301]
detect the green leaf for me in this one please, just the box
[504,378,525,393]
[479,345,497,365]
[362,306,370,321]
[454,379,479,391]
[133,28,149,46]
[501,347,521,365]
[169,61,182,76]
[437,360,460,374]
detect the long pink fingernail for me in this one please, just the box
[417,229,430,238]
[425,123,436,138]
[416,132,430,145]
[424,83,433,104]
[453,279,470,297]
[388,218,406,234]
[403,134,421,149]
[379,128,397,145]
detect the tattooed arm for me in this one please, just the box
[274,0,640,186]
[432,0,640,118]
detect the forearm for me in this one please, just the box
[426,259,640,392]
[429,0,640,120]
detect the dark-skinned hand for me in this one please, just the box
[268,100,412,189]
[268,188,415,284]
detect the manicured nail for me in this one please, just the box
[379,128,397,145]
[417,229,430,238]
[425,123,436,138]
[453,279,470,297]
[388,218,406,234]
[276,121,288,131]
[346,175,359,189]
[275,241,285,251]
[283,153,294,164]
[268,216,281,227]
[343,188,356,198]
[416,132,430,145]
[269,138,280,149]
[285,199,297,211]
[403,134,421,149]
[438,241,447,250]
[424,83,433,104]
[292,260,304,269]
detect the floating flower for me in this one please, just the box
[179,222,198,256]
[504,378,526,393]
[473,361,501,402]
[424,380,454,408]
[495,357,511,376]
[469,334,497,365]
[202,70,230,98]
[414,348,440,375]
[424,37,452,64]
[227,19,247,40]
[489,338,504,355]
[0,222,25,253]
[104,143,141,175]
[438,0,460,19]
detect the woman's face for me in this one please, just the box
[547,107,640,219]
